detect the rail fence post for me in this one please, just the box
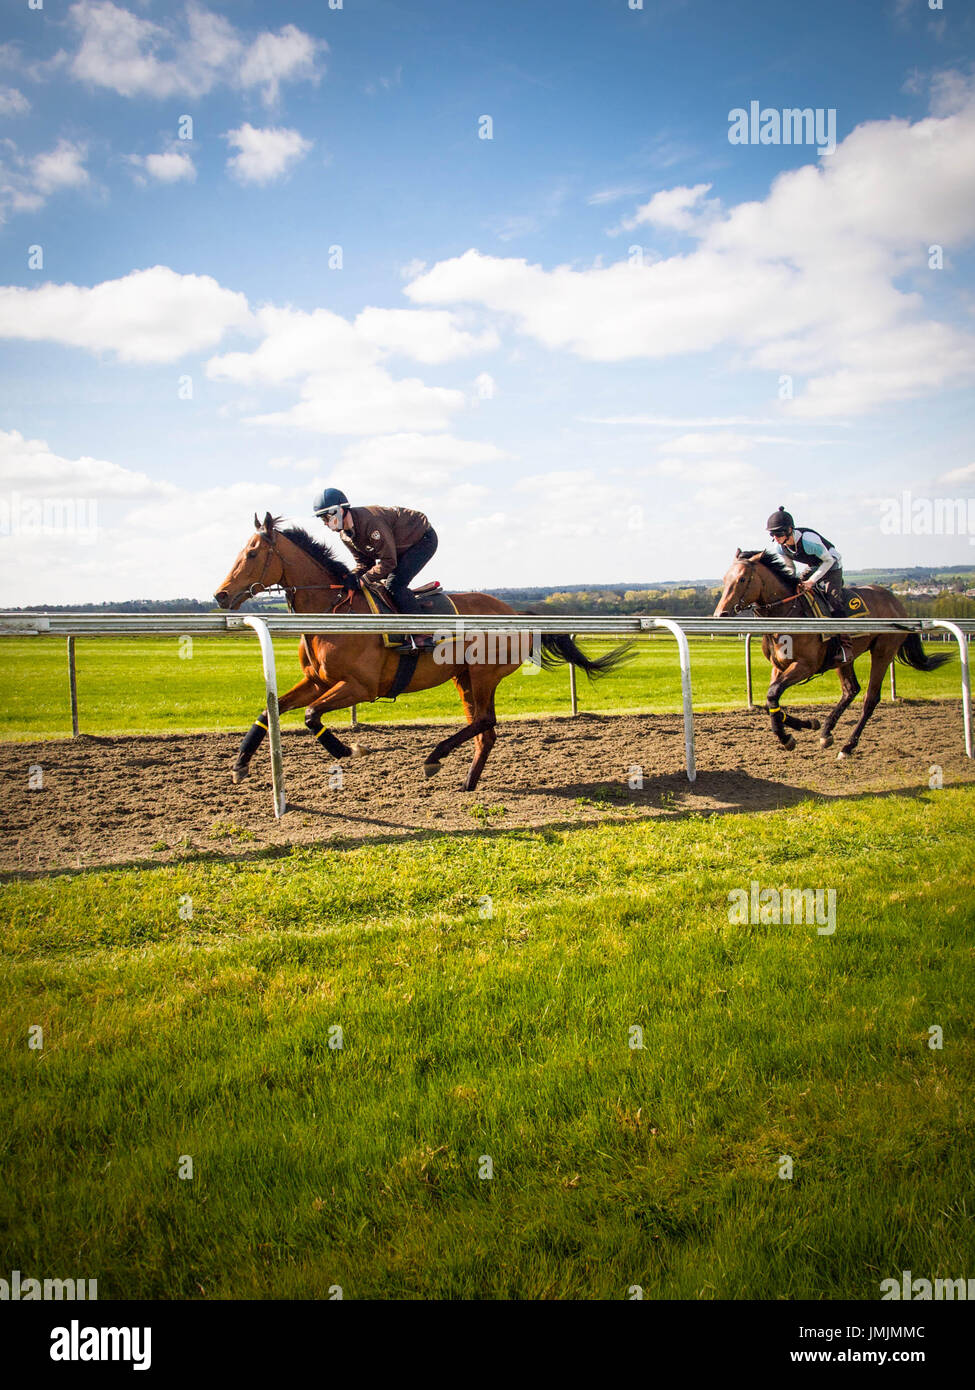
[67,636,79,736]
[242,616,287,817]
[648,619,696,783]
[744,632,754,708]
[928,620,972,758]
[888,660,897,702]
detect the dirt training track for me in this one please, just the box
[2,700,971,874]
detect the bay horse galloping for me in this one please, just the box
[714,550,950,759]
[214,514,629,792]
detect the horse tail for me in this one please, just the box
[896,632,953,672]
[536,632,634,677]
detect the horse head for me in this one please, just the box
[214,512,286,610]
[713,549,769,616]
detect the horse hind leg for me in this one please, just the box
[463,681,501,793]
[424,670,498,789]
[819,664,861,750]
[837,643,891,760]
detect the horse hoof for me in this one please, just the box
[837,750,849,761]
[349,742,363,757]
[820,734,833,749]
[232,766,249,784]
[809,719,821,732]
[423,761,441,779]
[782,735,796,751]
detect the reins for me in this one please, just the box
[245,530,359,614]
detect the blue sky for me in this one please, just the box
[1,0,974,601]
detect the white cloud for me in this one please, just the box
[0,426,318,603]
[224,123,311,185]
[32,139,89,194]
[238,24,320,107]
[937,461,975,485]
[0,428,175,499]
[334,433,509,493]
[207,306,372,386]
[131,150,196,183]
[206,303,496,435]
[354,308,499,363]
[618,181,719,232]
[407,83,975,417]
[0,87,29,116]
[67,1,324,104]
[247,374,464,436]
[0,138,89,221]
[587,185,643,206]
[0,266,253,363]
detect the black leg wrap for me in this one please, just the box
[767,699,790,742]
[305,712,351,759]
[237,711,269,764]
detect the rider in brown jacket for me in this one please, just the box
[313,489,439,642]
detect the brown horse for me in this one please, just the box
[214,513,629,791]
[714,550,949,759]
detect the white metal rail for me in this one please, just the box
[1,612,971,818]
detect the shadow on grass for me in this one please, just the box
[2,777,967,883]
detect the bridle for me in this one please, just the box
[725,561,806,618]
[238,529,358,614]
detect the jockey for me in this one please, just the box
[765,506,845,616]
[313,488,439,645]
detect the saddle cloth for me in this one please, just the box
[361,579,458,649]
[803,587,870,622]
[803,587,868,670]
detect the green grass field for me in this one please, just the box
[2,789,973,1299]
[0,633,960,739]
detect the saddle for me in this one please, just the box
[802,587,868,671]
[801,587,870,622]
[360,579,458,652]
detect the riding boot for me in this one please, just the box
[387,578,436,650]
[819,572,852,665]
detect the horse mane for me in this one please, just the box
[739,549,799,593]
[269,519,352,581]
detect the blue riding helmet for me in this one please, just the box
[313,488,349,515]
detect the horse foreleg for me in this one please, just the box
[303,680,372,759]
[233,676,324,784]
[819,663,861,750]
[837,642,893,760]
[766,661,817,749]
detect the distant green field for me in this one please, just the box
[2,789,972,1298]
[0,634,960,740]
